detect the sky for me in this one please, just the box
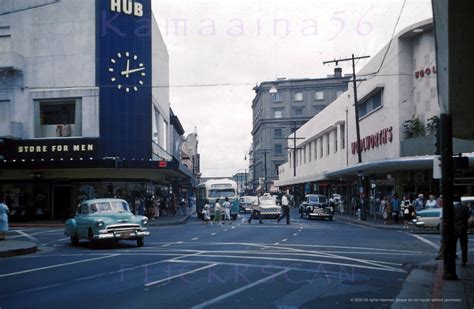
[151,0,433,177]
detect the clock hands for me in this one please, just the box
[121,66,145,77]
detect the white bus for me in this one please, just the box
[196,179,239,220]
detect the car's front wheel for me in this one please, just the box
[137,237,144,247]
[70,235,79,246]
[88,229,96,247]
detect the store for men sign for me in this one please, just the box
[1,139,99,161]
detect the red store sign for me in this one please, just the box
[415,66,437,79]
[351,127,393,155]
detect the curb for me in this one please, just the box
[148,215,191,227]
[335,215,405,230]
[0,243,38,258]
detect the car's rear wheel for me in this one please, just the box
[137,237,144,247]
[70,235,79,246]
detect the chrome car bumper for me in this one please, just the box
[94,229,150,240]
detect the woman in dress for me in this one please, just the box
[0,198,9,240]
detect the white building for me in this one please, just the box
[276,19,474,202]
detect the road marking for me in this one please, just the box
[231,226,236,229]
[41,237,69,246]
[211,233,216,236]
[224,229,228,232]
[191,269,289,309]
[13,230,38,242]
[192,238,199,241]
[293,233,298,236]
[282,239,288,242]
[178,253,405,273]
[0,254,119,278]
[274,242,279,245]
[406,233,439,250]
[145,263,218,287]
[162,244,171,247]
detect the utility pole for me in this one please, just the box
[323,54,370,220]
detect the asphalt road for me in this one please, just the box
[0,209,442,309]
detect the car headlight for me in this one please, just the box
[96,220,105,228]
[142,218,148,226]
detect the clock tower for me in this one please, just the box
[96,0,152,160]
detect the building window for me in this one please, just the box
[0,100,10,122]
[294,108,303,117]
[336,90,344,98]
[303,145,306,164]
[358,91,382,119]
[289,152,292,168]
[274,144,283,156]
[319,138,323,158]
[326,134,330,155]
[274,109,283,118]
[315,91,324,100]
[294,92,303,101]
[152,107,160,144]
[341,124,345,149]
[36,99,81,138]
[314,105,325,114]
[299,149,302,166]
[308,143,312,162]
[163,121,168,151]
[273,92,282,102]
[274,128,282,138]
[334,130,338,153]
[314,140,317,160]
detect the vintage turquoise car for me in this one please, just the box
[64,198,150,247]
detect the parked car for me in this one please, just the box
[258,194,281,219]
[64,198,150,247]
[414,196,474,231]
[239,196,258,213]
[299,194,334,221]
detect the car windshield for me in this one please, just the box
[209,189,235,198]
[91,201,130,213]
[259,198,276,205]
[308,196,327,204]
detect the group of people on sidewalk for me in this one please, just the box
[379,193,443,228]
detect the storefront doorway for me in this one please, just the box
[53,185,72,220]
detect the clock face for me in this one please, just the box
[109,52,146,93]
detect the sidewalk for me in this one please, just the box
[0,240,37,258]
[335,212,473,308]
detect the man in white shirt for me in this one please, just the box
[277,191,291,224]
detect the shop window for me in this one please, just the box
[36,99,82,138]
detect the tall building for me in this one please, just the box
[251,72,351,192]
[0,0,194,221]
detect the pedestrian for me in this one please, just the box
[391,194,400,224]
[153,197,160,219]
[138,198,145,216]
[383,196,392,224]
[277,191,291,224]
[212,198,223,226]
[248,195,263,224]
[414,194,425,211]
[425,195,438,209]
[0,197,9,241]
[454,197,470,267]
[222,197,232,225]
[401,196,413,229]
[202,200,211,225]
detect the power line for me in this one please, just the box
[0,0,60,17]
